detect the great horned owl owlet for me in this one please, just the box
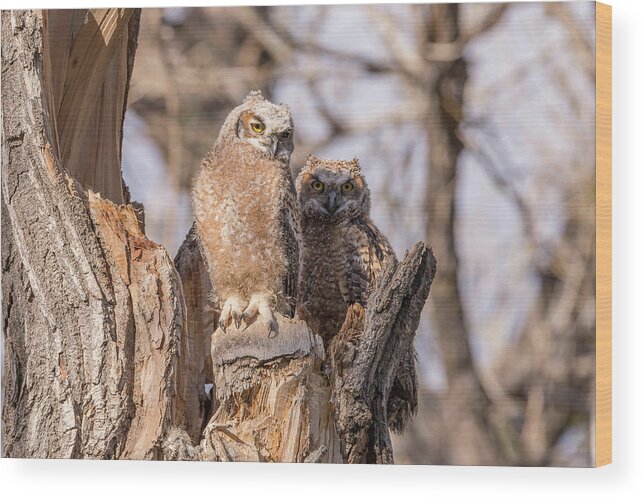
[192,90,299,335]
[296,155,418,433]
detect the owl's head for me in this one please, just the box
[297,155,371,223]
[217,90,294,165]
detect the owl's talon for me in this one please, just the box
[241,293,278,336]
[240,311,252,328]
[267,319,278,338]
[240,300,259,328]
[232,311,242,329]
[219,294,248,332]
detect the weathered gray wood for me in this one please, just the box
[1,9,181,459]
[173,224,215,442]
[329,242,437,464]
[207,318,342,463]
[163,317,343,463]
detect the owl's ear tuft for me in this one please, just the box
[349,157,361,173]
[243,90,265,103]
[305,154,321,167]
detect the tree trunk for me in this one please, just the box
[423,4,507,465]
[172,224,216,443]
[2,9,436,463]
[330,243,437,464]
[1,9,184,459]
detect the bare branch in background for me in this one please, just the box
[232,7,294,65]
[366,6,427,76]
[545,3,595,80]
[459,123,537,246]
[461,4,510,44]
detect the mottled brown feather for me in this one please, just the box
[192,92,299,319]
[296,156,417,432]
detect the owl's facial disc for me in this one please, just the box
[238,110,294,165]
[300,171,365,222]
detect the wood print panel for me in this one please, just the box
[595,1,612,467]
[1,2,611,466]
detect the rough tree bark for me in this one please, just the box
[330,243,436,464]
[2,8,436,463]
[1,9,184,459]
[172,224,216,443]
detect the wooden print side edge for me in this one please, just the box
[595,1,612,468]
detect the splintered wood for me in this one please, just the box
[205,320,342,463]
[87,192,185,458]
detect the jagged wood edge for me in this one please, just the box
[330,242,437,464]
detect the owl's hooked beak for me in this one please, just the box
[269,136,279,158]
[325,190,339,215]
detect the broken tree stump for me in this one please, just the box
[166,243,436,464]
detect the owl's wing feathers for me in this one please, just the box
[337,250,369,307]
[336,217,396,306]
[279,177,300,317]
[388,348,419,434]
[359,218,397,289]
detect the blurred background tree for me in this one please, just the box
[123,1,596,466]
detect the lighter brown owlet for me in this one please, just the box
[192,90,299,335]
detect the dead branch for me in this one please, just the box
[330,242,437,464]
[461,4,509,45]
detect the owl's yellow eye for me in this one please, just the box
[251,122,265,134]
[311,180,325,192]
[341,182,354,192]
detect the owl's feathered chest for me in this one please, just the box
[194,144,292,237]
[300,216,388,281]
[192,142,298,301]
[298,214,396,345]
